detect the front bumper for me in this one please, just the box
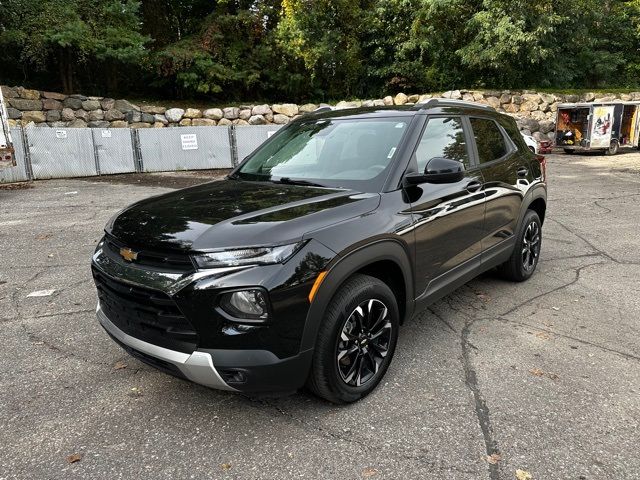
[97,305,237,391]
[92,237,333,392]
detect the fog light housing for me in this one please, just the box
[219,289,270,321]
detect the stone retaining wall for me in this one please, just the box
[3,85,640,141]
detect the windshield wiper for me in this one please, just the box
[273,177,327,188]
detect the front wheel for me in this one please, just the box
[498,210,542,282]
[306,274,399,404]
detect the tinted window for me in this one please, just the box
[415,117,469,172]
[470,118,508,163]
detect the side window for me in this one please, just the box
[470,118,509,164]
[415,117,470,172]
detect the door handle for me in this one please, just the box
[465,181,482,193]
[517,166,529,177]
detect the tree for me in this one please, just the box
[152,1,299,99]
[277,0,366,99]
[0,0,148,93]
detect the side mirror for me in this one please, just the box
[403,157,465,186]
[424,157,465,184]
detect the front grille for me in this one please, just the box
[104,235,195,273]
[93,267,197,353]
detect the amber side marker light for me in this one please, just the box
[308,271,328,303]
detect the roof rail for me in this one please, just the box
[414,98,495,112]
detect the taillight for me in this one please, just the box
[535,154,546,179]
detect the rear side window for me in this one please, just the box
[470,118,509,164]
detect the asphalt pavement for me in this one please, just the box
[1,152,639,479]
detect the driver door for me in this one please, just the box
[405,116,486,300]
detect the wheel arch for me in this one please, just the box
[300,239,414,352]
[517,185,547,230]
[527,197,547,225]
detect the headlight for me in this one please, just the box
[192,242,303,269]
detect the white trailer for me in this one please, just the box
[0,89,16,168]
[555,102,640,155]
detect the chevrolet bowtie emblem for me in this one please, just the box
[119,247,138,262]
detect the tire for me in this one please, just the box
[563,148,575,154]
[498,210,542,282]
[606,140,619,155]
[528,146,536,153]
[306,274,400,404]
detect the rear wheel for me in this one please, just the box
[606,140,619,155]
[306,274,399,404]
[498,210,542,282]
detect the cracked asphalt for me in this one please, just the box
[1,152,639,480]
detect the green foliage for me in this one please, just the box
[0,0,638,99]
[0,0,148,92]
[277,0,367,98]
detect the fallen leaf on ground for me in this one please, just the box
[487,453,502,464]
[362,467,379,477]
[220,463,232,470]
[36,234,52,240]
[515,469,532,480]
[529,368,559,381]
[534,331,551,340]
[128,387,143,397]
[551,307,560,311]
[113,361,127,370]
[66,453,82,464]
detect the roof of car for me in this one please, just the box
[307,99,497,121]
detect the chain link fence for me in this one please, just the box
[1,124,279,183]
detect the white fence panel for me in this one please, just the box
[92,129,136,175]
[28,128,97,179]
[138,127,232,172]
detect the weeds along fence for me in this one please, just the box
[0,125,283,183]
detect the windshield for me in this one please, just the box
[234,117,410,192]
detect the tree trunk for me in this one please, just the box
[58,49,74,94]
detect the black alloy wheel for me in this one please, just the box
[498,209,542,282]
[336,299,392,387]
[521,220,541,273]
[306,274,399,403]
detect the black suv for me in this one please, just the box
[92,99,547,403]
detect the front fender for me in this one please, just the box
[299,239,414,352]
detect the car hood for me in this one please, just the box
[108,179,380,252]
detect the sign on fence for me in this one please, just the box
[180,134,198,151]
